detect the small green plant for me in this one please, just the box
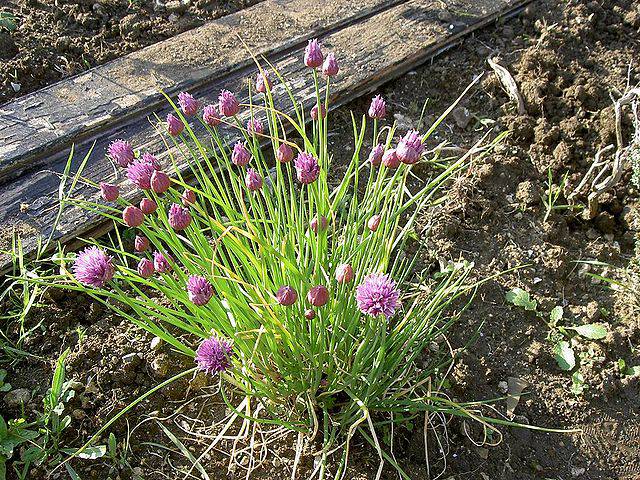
[0,12,17,32]
[617,358,640,377]
[0,370,11,393]
[541,167,577,222]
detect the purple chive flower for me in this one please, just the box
[167,113,184,136]
[218,89,239,117]
[256,72,272,94]
[202,104,221,127]
[141,152,161,170]
[307,285,329,307]
[311,104,326,120]
[310,215,328,234]
[368,95,387,120]
[276,285,298,306]
[100,182,119,202]
[153,251,172,273]
[381,149,400,169]
[127,159,155,190]
[139,198,157,215]
[151,170,171,194]
[367,214,381,232]
[107,140,134,167]
[322,53,339,77]
[73,246,115,288]
[123,206,144,227]
[368,144,384,167]
[396,130,424,165]
[246,118,264,135]
[168,203,191,231]
[305,309,316,320]
[304,39,323,68]
[178,92,198,116]
[134,235,149,252]
[187,275,214,306]
[245,168,263,191]
[231,142,251,167]
[335,263,354,284]
[277,143,294,163]
[195,335,233,375]
[294,153,320,184]
[182,189,196,205]
[356,273,400,318]
[137,258,155,278]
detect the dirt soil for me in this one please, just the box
[2,0,640,479]
[0,0,261,104]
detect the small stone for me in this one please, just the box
[4,388,31,407]
[150,336,163,351]
[571,466,586,477]
[498,380,508,393]
[451,107,471,128]
[515,181,538,205]
[585,301,600,321]
[151,354,171,377]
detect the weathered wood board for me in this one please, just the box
[0,0,532,272]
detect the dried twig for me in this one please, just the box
[488,57,526,115]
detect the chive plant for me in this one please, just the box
[33,39,503,478]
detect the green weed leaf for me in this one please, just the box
[554,341,575,371]
[567,323,607,340]
[505,288,537,311]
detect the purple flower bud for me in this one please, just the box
[134,235,149,252]
[187,275,214,306]
[139,198,157,214]
[100,182,119,202]
[311,104,326,120]
[182,189,196,205]
[310,215,328,234]
[127,159,155,190]
[294,152,320,185]
[123,206,144,228]
[356,273,400,318]
[305,309,316,320]
[245,168,263,191]
[367,214,381,232]
[141,152,161,170]
[277,143,294,163]
[368,144,384,167]
[322,53,339,77]
[307,285,329,307]
[167,113,184,136]
[368,95,386,120]
[396,130,424,165]
[304,39,323,68]
[218,89,239,117]
[137,258,155,278]
[153,251,172,273]
[151,170,171,194]
[381,149,400,169]
[202,104,221,127]
[107,139,134,167]
[178,92,198,116]
[335,263,354,283]
[256,72,272,94]
[73,246,115,287]
[276,285,298,306]
[246,118,264,135]
[196,335,233,375]
[231,142,251,167]
[168,203,191,231]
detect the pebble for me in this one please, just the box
[451,107,471,129]
[4,388,31,407]
[150,336,163,351]
[498,380,508,393]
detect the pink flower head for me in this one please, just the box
[335,263,354,284]
[311,104,326,120]
[168,203,191,231]
[196,335,233,375]
[178,92,198,116]
[307,285,329,307]
[167,113,184,136]
[305,309,316,320]
[368,95,387,120]
[182,189,196,205]
[245,168,263,191]
[141,152,161,170]
[294,152,320,184]
[139,198,157,214]
[310,215,328,234]
[134,235,149,252]
[367,214,381,232]
[304,39,323,68]
[202,104,221,127]
[123,205,144,227]
[231,142,251,167]
[100,182,119,202]
[246,118,264,135]
[218,89,239,117]
[73,246,115,287]
[396,130,424,165]
[356,273,400,318]
[127,159,155,190]
[107,139,134,167]
[151,170,171,194]
[277,143,294,163]
[322,53,339,77]
[137,258,154,278]
[368,144,384,167]
[153,251,172,273]
[256,72,272,94]
[276,285,298,306]
[381,149,400,169]
[187,275,214,306]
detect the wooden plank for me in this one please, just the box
[0,0,532,271]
